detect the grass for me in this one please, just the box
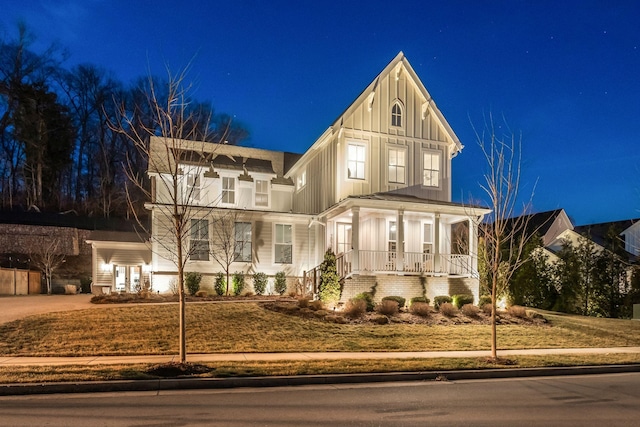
[1,303,640,357]
[1,354,639,384]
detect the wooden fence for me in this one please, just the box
[0,268,42,295]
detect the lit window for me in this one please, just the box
[256,179,269,207]
[234,222,252,262]
[391,102,402,127]
[222,177,235,204]
[336,223,352,254]
[388,147,406,184]
[187,173,200,201]
[297,170,306,190]
[274,224,292,264]
[423,151,440,187]
[347,143,366,180]
[423,223,433,254]
[388,221,397,255]
[190,219,209,261]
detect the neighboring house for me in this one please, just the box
[94,52,491,303]
[620,220,640,257]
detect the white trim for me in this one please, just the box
[387,144,407,185]
[346,140,368,182]
[273,223,294,265]
[421,149,442,189]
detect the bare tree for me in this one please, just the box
[109,62,229,363]
[473,114,536,360]
[209,209,252,295]
[31,238,66,294]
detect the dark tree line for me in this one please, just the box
[0,23,248,219]
[507,226,640,319]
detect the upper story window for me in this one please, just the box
[190,219,209,261]
[297,170,307,190]
[234,222,252,262]
[255,179,269,207]
[222,177,235,204]
[186,173,201,201]
[274,223,292,264]
[388,147,406,184]
[422,151,440,187]
[391,101,403,127]
[347,142,366,180]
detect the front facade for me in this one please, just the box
[139,53,490,302]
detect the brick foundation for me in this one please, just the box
[341,274,479,306]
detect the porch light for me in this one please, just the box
[101,263,113,272]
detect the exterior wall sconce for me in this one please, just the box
[101,263,113,272]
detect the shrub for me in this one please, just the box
[478,295,492,307]
[410,296,430,305]
[439,302,458,317]
[353,292,375,312]
[344,298,367,318]
[409,302,431,317]
[508,305,527,318]
[481,303,493,315]
[372,314,390,324]
[274,271,287,295]
[376,299,399,316]
[214,272,226,296]
[326,315,348,324]
[319,249,341,304]
[382,296,406,309]
[461,303,480,317]
[433,295,452,310]
[195,290,208,298]
[308,300,324,311]
[298,297,310,308]
[232,272,245,296]
[452,294,474,309]
[184,272,202,296]
[80,277,92,294]
[169,278,179,296]
[252,272,268,295]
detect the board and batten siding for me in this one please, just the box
[291,60,454,215]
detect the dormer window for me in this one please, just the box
[255,179,269,207]
[187,173,201,201]
[222,177,235,204]
[391,101,403,127]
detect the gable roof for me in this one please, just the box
[286,52,462,177]
[574,218,639,248]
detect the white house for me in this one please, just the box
[91,52,491,303]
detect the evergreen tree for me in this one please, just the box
[319,248,340,305]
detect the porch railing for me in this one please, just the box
[304,251,474,294]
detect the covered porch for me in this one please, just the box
[306,195,488,286]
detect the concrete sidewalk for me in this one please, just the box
[1,346,639,366]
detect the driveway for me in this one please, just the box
[0,294,96,324]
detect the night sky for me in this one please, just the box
[2,0,639,225]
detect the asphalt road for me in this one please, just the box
[1,372,639,426]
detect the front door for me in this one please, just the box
[336,222,352,255]
[114,265,141,292]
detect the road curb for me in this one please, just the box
[2,364,640,396]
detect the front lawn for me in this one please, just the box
[1,302,639,357]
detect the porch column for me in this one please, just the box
[397,209,405,272]
[469,217,478,274]
[351,207,360,272]
[434,214,441,273]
